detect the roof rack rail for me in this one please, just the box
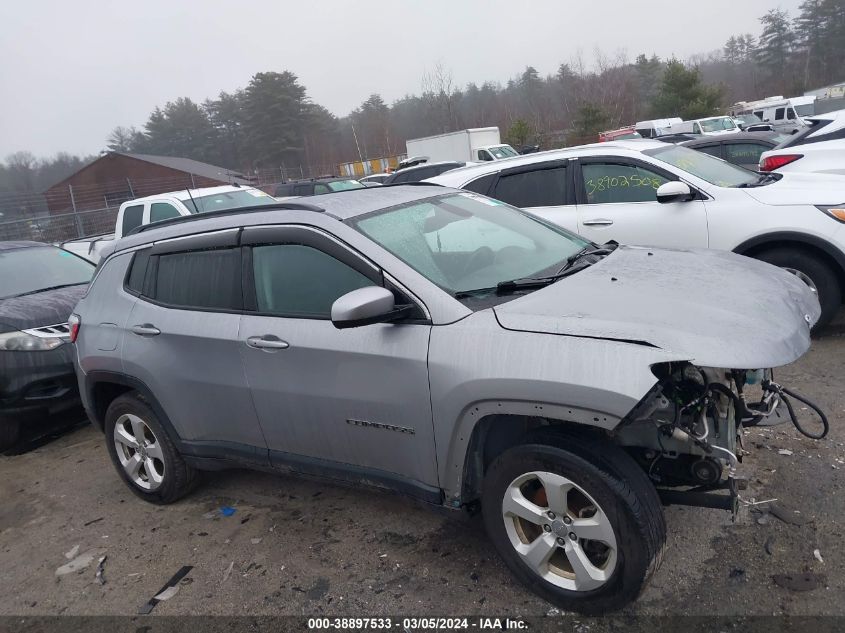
[382,181,445,188]
[129,202,325,236]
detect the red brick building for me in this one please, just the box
[44,152,250,214]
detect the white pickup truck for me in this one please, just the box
[61,185,276,263]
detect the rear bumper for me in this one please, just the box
[0,345,82,425]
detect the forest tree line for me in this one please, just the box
[2,0,843,195]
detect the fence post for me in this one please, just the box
[68,185,84,238]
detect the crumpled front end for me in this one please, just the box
[613,361,829,514]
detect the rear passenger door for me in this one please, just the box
[483,160,578,234]
[237,225,439,492]
[121,231,268,458]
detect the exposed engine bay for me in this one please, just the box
[614,362,829,516]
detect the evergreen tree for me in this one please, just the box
[241,71,308,168]
[756,9,797,90]
[651,59,723,119]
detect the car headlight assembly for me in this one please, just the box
[0,331,65,351]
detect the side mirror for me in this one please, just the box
[656,181,693,204]
[331,286,408,329]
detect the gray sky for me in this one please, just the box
[0,0,799,158]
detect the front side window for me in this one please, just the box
[493,166,568,207]
[121,204,144,236]
[478,150,493,161]
[252,244,373,317]
[581,163,669,204]
[489,145,519,159]
[775,108,785,121]
[353,193,588,296]
[724,143,769,164]
[313,184,331,195]
[645,144,758,187]
[0,246,94,299]
[786,107,796,120]
[149,202,182,223]
[153,248,241,310]
[326,180,365,192]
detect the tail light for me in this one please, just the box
[760,154,803,172]
[68,314,80,343]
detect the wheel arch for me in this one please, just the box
[443,400,623,506]
[732,231,845,293]
[85,371,182,444]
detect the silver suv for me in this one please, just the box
[72,184,820,613]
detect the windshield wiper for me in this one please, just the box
[493,242,619,295]
[10,282,88,299]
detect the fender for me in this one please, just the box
[732,231,845,276]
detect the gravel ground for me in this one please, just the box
[1,314,843,619]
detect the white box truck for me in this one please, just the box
[405,127,519,163]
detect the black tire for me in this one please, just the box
[0,417,21,451]
[481,430,666,614]
[104,392,198,504]
[754,248,842,330]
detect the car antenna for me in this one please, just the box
[185,186,201,213]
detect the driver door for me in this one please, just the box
[574,158,709,248]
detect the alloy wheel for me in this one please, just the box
[113,413,165,491]
[501,471,617,591]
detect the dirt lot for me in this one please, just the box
[1,316,843,620]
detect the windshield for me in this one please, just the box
[353,193,589,296]
[794,103,814,117]
[327,180,365,192]
[645,144,758,187]
[699,117,737,133]
[489,145,519,159]
[182,189,277,213]
[739,114,763,124]
[0,246,94,299]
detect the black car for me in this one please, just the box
[680,132,788,170]
[273,177,364,198]
[0,241,94,448]
[382,161,466,185]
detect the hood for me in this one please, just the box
[0,284,87,332]
[742,172,845,206]
[494,246,818,369]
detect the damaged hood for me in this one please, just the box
[494,246,819,368]
[0,285,87,332]
[742,172,845,206]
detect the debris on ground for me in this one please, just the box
[64,544,79,560]
[220,506,237,517]
[772,572,823,592]
[778,449,794,456]
[222,561,234,583]
[55,549,104,576]
[728,567,747,584]
[764,536,775,556]
[768,502,811,526]
[138,565,193,614]
[814,549,824,563]
[95,555,107,585]
[83,517,104,527]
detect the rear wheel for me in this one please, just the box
[104,392,198,504]
[481,432,666,614]
[754,248,841,330]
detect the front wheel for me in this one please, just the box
[481,433,666,614]
[754,248,842,330]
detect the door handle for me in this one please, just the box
[246,335,289,350]
[583,219,614,226]
[130,324,160,336]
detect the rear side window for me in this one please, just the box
[152,248,241,310]
[724,143,769,164]
[775,108,785,121]
[251,244,373,318]
[126,249,151,294]
[390,170,416,184]
[493,166,568,207]
[695,144,722,158]
[121,205,144,236]
[463,174,496,195]
[293,184,313,196]
[274,184,292,197]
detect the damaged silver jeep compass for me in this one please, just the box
[71,184,827,613]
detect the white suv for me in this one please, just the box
[759,109,845,176]
[430,140,845,327]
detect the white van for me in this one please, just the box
[634,118,682,138]
[667,116,738,136]
[734,96,816,134]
